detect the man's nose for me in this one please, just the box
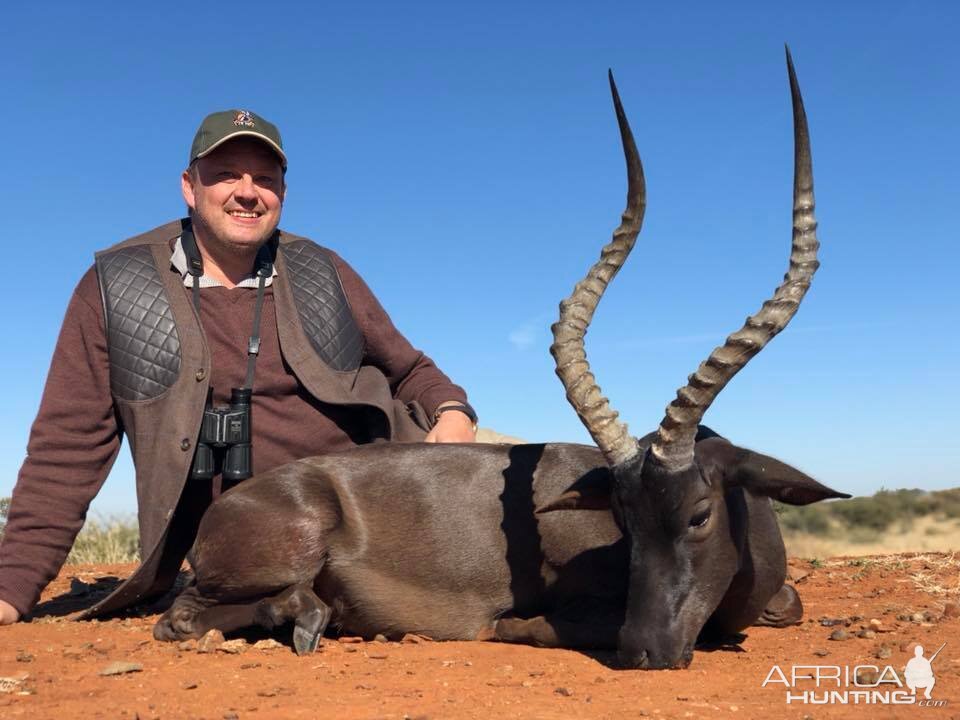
[234,173,257,201]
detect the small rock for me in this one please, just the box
[218,639,248,655]
[338,636,364,644]
[829,629,850,641]
[856,667,880,685]
[240,662,262,670]
[0,677,24,694]
[373,634,388,643]
[857,629,876,639]
[197,629,225,653]
[874,645,893,660]
[788,568,811,583]
[923,611,937,623]
[343,646,357,653]
[252,639,284,651]
[62,647,84,659]
[223,714,239,720]
[942,602,960,619]
[676,695,689,701]
[812,649,830,657]
[367,652,388,660]
[869,618,883,632]
[99,661,143,676]
[15,651,33,663]
[911,612,925,623]
[554,687,572,697]
[177,640,198,652]
[819,617,845,627]
[256,688,278,698]
[181,680,199,690]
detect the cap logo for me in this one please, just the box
[233,110,256,128]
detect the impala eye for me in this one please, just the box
[689,509,711,529]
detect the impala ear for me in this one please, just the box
[696,437,851,506]
[536,468,613,513]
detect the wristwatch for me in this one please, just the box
[433,402,478,431]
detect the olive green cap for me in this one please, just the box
[189,109,287,169]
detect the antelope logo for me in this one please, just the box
[233,110,255,128]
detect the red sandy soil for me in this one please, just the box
[1,554,958,720]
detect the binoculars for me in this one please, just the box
[190,388,253,482]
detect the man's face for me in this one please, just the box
[181,137,286,257]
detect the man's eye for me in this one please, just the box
[255,176,276,185]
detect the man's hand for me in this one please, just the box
[0,599,20,625]
[425,406,477,443]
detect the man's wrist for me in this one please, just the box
[433,401,478,431]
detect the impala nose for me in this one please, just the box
[618,648,650,669]
[618,643,694,670]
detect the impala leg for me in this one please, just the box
[754,583,803,627]
[490,615,620,650]
[154,582,332,655]
[254,583,332,655]
[154,582,219,641]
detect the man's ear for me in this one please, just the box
[181,169,197,210]
[696,437,851,506]
[536,468,613,513]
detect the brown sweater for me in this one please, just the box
[0,250,467,615]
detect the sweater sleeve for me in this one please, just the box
[0,267,122,615]
[329,251,469,419]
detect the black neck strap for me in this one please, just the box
[181,227,273,391]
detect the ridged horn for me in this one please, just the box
[651,46,820,472]
[550,70,645,468]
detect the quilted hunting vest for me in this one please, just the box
[80,219,428,618]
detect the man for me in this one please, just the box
[0,109,476,624]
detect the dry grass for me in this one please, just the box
[64,516,140,565]
[783,515,960,558]
[811,552,960,598]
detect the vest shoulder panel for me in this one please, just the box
[96,245,182,401]
[279,239,364,372]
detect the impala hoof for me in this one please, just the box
[293,608,326,655]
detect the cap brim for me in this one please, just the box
[194,130,287,168]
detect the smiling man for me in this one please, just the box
[0,109,476,624]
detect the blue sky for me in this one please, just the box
[2,2,957,515]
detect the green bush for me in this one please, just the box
[774,503,832,535]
